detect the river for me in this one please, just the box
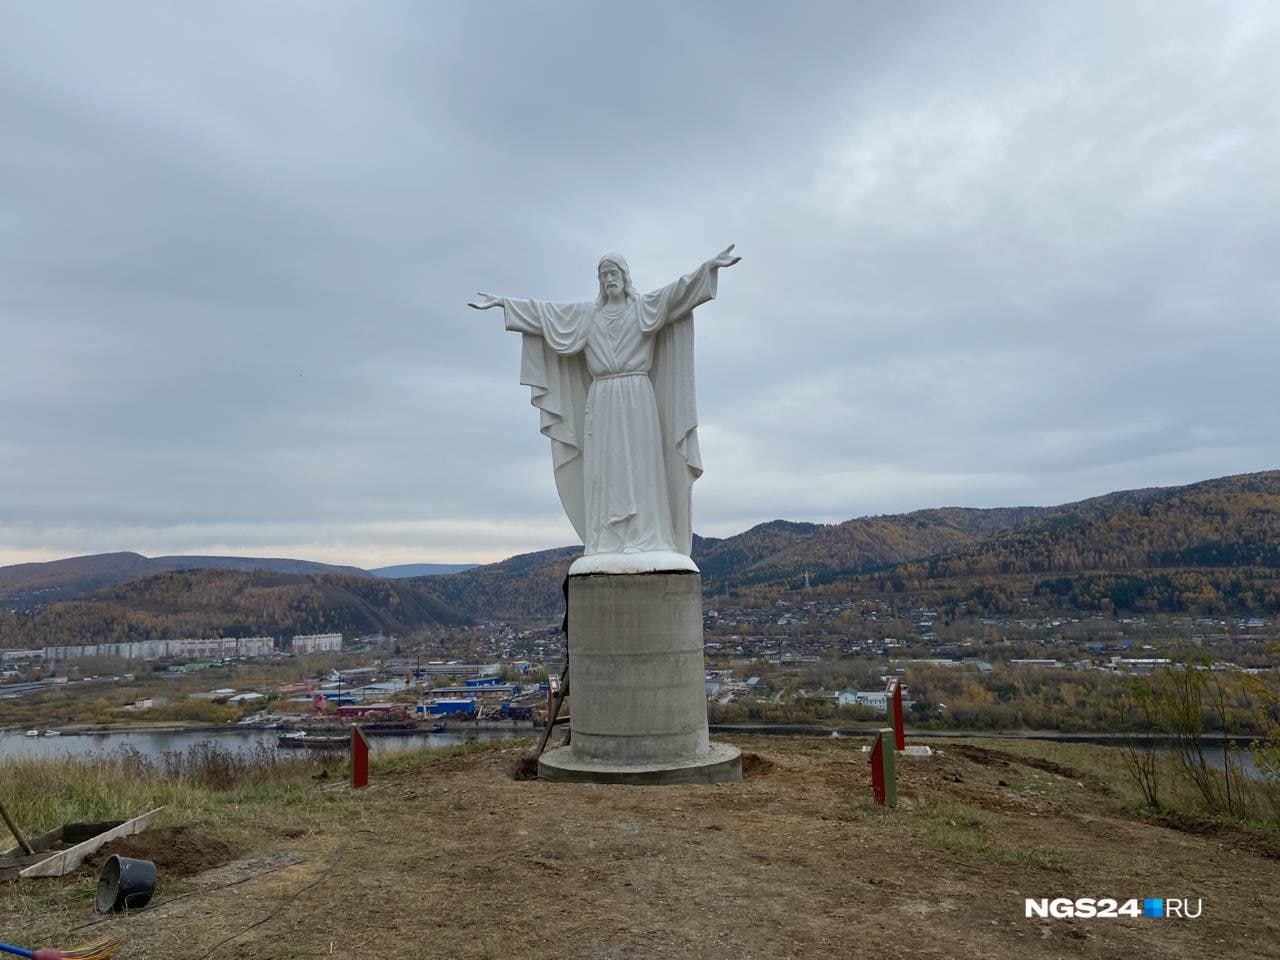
[1,726,1268,782]
[0,726,520,761]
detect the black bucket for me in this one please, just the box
[95,854,157,913]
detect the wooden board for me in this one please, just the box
[0,850,56,882]
[0,807,164,879]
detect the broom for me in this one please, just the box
[0,939,123,960]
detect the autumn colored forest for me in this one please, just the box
[2,470,1279,645]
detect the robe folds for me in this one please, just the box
[502,261,717,557]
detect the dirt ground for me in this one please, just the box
[11,736,1280,959]
[78,825,242,879]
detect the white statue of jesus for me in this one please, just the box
[469,246,740,574]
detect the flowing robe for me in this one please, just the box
[501,262,718,557]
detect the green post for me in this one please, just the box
[880,726,897,807]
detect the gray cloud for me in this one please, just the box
[2,1,1278,565]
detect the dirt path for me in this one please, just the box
[14,737,1280,959]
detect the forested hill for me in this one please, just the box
[0,551,372,611]
[912,471,1280,579]
[6,471,1277,636]
[408,546,583,623]
[828,471,1280,617]
[693,521,823,581]
[412,472,1280,621]
[0,569,467,648]
[408,507,1054,621]
[717,506,1050,589]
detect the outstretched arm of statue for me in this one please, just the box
[707,243,742,272]
[467,292,505,310]
[644,244,741,327]
[474,292,591,349]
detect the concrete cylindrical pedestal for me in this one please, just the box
[538,570,742,785]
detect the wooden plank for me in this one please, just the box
[1,824,66,859]
[18,807,164,879]
[1,850,59,882]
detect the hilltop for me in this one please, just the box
[4,737,1276,959]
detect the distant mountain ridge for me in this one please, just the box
[370,563,478,579]
[717,506,1051,588]
[0,551,372,611]
[408,546,583,623]
[4,470,1277,638]
[404,506,1052,621]
[0,568,467,648]
[911,471,1280,579]
[410,471,1280,620]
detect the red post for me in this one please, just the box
[892,681,905,752]
[351,725,369,789]
[870,732,886,806]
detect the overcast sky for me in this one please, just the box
[2,1,1278,568]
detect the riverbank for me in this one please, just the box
[710,723,1264,744]
[2,718,542,737]
[3,736,1277,959]
[0,726,519,763]
[3,721,231,736]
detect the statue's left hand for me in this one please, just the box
[710,244,742,270]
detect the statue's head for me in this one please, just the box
[596,254,636,305]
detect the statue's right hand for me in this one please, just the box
[467,292,503,310]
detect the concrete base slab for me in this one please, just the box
[538,742,742,785]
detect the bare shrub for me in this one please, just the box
[1119,677,1162,808]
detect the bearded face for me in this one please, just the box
[596,254,633,305]
[598,262,624,298]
